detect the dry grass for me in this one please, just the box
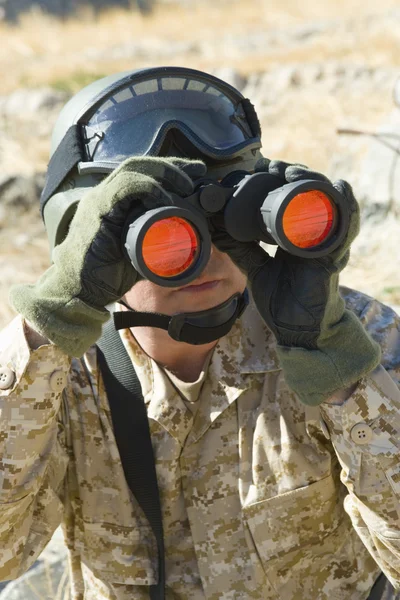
[20,556,70,600]
[1,0,400,94]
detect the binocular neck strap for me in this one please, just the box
[113,290,249,346]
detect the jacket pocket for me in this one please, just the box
[242,475,345,587]
[77,519,157,585]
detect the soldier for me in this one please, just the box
[0,66,400,600]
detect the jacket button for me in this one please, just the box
[350,423,373,445]
[0,366,15,390]
[49,370,66,392]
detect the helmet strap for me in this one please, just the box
[114,290,249,345]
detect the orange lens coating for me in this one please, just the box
[282,191,335,248]
[142,217,199,278]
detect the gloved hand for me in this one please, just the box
[10,156,206,357]
[212,159,381,406]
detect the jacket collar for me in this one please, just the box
[117,298,280,445]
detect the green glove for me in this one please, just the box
[10,156,206,357]
[212,159,381,405]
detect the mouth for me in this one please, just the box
[175,279,221,293]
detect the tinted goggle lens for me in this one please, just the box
[83,79,258,162]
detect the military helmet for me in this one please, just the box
[41,66,263,252]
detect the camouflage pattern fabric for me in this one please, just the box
[0,287,400,599]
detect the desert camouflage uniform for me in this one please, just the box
[0,286,400,599]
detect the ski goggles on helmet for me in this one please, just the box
[78,68,261,174]
[40,67,262,214]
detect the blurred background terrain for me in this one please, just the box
[0,1,400,597]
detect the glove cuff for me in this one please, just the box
[10,283,109,357]
[276,310,381,406]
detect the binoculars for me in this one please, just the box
[124,170,350,287]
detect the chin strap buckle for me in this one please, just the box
[167,290,249,344]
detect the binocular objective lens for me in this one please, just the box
[142,217,200,278]
[282,191,335,249]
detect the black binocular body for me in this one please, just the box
[124,170,350,287]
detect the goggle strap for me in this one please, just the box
[242,98,262,138]
[40,124,84,217]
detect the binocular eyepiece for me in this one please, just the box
[124,171,350,287]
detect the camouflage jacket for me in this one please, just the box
[0,287,400,599]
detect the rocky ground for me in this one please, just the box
[0,1,400,596]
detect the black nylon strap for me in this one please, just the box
[96,320,165,600]
[366,572,393,600]
[114,309,240,345]
[114,290,249,346]
[114,310,170,331]
[40,124,84,215]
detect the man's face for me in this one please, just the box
[124,244,247,315]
